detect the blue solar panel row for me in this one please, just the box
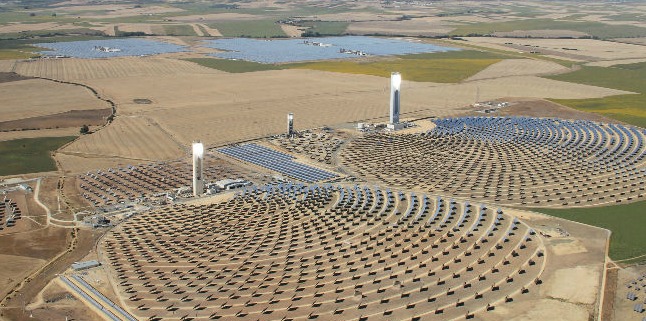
[218,144,338,183]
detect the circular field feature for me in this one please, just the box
[339,116,646,207]
[102,184,545,320]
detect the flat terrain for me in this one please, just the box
[72,66,627,157]
[0,2,644,321]
[465,59,571,81]
[0,108,112,132]
[457,38,646,62]
[0,136,76,176]
[11,57,219,81]
[538,201,646,262]
[60,116,184,162]
[0,79,107,122]
[0,226,68,305]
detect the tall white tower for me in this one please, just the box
[192,141,204,197]
[389,72,401,125]
[287,112,294,138]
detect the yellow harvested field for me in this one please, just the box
[461,37,646,61]
[0,22,81,33]
[61,116,184,161]
[0,60,15,72]
[114,23,156,35]
[13,57,221,81]
[456,76,631,99]
[493,29,589,38]
[0,79,108,122]
[170,13,259,21]
[55,152,148,174]
[347,18,456,35]
[314,12,398,22]
[81,69,630,148]
[65,5,183,19]
[280,24,304,38]
[0,128,79,142]
[613,37,646,46]
[196,24,222,37]
[466,59,571,81]
[586,58,646,67]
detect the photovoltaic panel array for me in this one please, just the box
[218,144,338,183]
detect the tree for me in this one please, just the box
[80,125,90,135]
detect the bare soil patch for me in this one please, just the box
[0,255,46,300]
[495,98,620,123]
[1,229,102,321]
[25,281,99,321]
[602,266,617,321]
[0,226,68,304]
[0,108,112,132]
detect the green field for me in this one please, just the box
[209,20,286,38]
[299,21,349,36]
[0,49,36,59]
[184,58,285,73]
[449,18,646,39]
[186,50,506,82]
[162,24,197,36]
[547,62,646,128]
[291,51,503,83]
[536,201,646,263]
[398,50,510,60]
[0,136,76,176]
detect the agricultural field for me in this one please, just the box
[291,55,502,83]
[548,62,646,128]
[449,18,646,39]
[346,18,457,37]
[465,58,571,81]
[0,1,644,321]
[297,21,349,36]
[184,58,285,73]
[208,20,286,38]
[60,116,184,162]
[12,56,219,81]
[537,201,646,263]
[0,78,108,122]
[457,37,646,62]
[0,136,76,176]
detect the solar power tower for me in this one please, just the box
[287,112,294,138]
[389,72,401,126]
[192,141,204,197]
